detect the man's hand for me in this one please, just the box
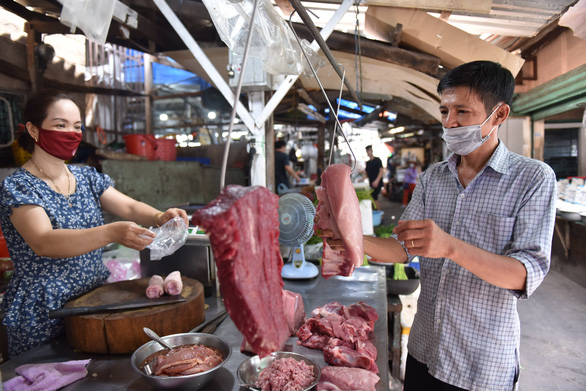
[393,219,453,259]
[314,221,345,251]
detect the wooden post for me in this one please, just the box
[25,23,41,92]
[143,52,153,135]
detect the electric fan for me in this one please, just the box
[278,193,319,279]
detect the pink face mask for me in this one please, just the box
[34,127,82,160]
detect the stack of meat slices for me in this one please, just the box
[297,301,379,373]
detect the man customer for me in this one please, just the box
[323,61,557,390]
[274,139,300,194]
[363,145,384,210]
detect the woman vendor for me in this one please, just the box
[0,89,188,357]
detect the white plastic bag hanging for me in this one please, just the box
[146,217,189,261]
[57,0,117,44]
[201,0,323,76]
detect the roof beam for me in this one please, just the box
[365,6,525,75]
[363,0,492,14]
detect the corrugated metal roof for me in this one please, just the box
[280,0,579,49]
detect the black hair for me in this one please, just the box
[274,140,286,150]
[437,61,515,114]
[18,89,82,153]
[365,145,373,151]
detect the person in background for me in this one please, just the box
[274,139,300,195]
[364,145,384,210]
[384,154,396,199]
[321,61,557,390]
[401,159,420,207]
[0,89,189,358]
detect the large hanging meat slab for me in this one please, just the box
[192,185,289,357]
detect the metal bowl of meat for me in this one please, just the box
[237,351,321,391]
[130,332,232,390]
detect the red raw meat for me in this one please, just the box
[282,289,306,335]
[315,164,363,278]
[316,366,380,391]
[151,344,224,376]
[323,344,377,372]
[297,301,379,373]
[192,185,289,357]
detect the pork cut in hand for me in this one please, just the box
[315,164,364,278]
[191,185,289,357]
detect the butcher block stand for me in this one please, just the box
[64,277,205,354]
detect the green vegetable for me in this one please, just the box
[394,263,408,280]
[306,235,323,245]
[375,224,395,238]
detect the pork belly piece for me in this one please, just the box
[317,366,380,391]
[146,275,164,298]
[315,164,363,279]
[163,271,183,296]
[191,185,289,357]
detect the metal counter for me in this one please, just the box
[0,266,388,390]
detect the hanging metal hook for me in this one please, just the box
[287,12,357,174]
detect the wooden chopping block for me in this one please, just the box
[63,277,204,354]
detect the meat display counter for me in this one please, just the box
[0,266,389,390]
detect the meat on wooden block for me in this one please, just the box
[315,164,364,279]
[192,185,289,357]
[146,275,164,298]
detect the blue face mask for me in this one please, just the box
[441,104,501,155]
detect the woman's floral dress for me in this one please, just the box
[0,165,112,357]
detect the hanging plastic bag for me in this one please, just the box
[201,0,323,76]
[146,217,189,261]
[57,0,116,44]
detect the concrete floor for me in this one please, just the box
[377,195,586,391]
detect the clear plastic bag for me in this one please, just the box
[102,246,141,283]
[57,0,117,44]
[201,0,323,76]
[147,217,189,261]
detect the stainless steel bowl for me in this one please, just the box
[130,332,232,390]
[237,351,321,390]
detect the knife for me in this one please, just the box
[49,295,187,318]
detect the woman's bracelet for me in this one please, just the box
[154,212,164,227]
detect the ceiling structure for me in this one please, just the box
[0,0,581,137]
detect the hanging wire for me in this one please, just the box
[287,12,357,174]
[353,0,363,108]
[220,0,260,191]
[329,68,345,167]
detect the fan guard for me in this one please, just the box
[278,193,315,247]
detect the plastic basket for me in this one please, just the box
[124,134,155,160]
[154,138,177,161]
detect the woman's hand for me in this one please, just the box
[155,208,189,227]
[109,221,156,251]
